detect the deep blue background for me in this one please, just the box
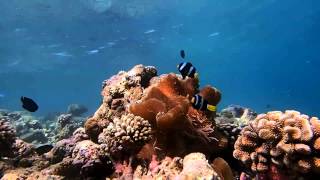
[0,0,319,117]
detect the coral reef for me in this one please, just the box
[131,152,233,180]
[0,107,86,145]
[85,64,157,142]
[129,73,225,157]
[216,105,257,147]
[0,117,16,157]
[233,110,320,178]
[52,113,85,142]
[70,140,114,178]
[2,65,292,180]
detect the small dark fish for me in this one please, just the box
[180,49,186,59]
[21,96,38,112]
[177,50,198,79]
[191,94,216,112]
[177,62,197,79]
[34,143,53,155]
[266,104,271,109]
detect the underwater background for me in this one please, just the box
[0,0,319,117]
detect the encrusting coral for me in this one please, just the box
[233,110,320,178]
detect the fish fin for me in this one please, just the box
[180,50,185,59]
[207,105,217,112]
[191,97,195,103]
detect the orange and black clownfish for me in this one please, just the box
[191,94,216,112]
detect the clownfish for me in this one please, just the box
[177,50,198,79]
[191,94,216,112]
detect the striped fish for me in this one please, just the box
[191,94,216,112]
[177,62,197,79]
[177,50,198,79]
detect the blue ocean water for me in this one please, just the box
[0,0,319,117]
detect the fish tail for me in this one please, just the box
[207,105,216,112]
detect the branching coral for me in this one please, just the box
[98,114,152,157]
[233,110,320,176]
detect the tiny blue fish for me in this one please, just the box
[191,94,216,112]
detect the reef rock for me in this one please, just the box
[216,105,257,148]
[85,64,157,142]
[131,152,233,180]
[0,117,16,157]
[234,110,320,178]
[51,113,86,142]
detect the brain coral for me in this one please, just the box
[98,113,152,157]
[233,110,320,175]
